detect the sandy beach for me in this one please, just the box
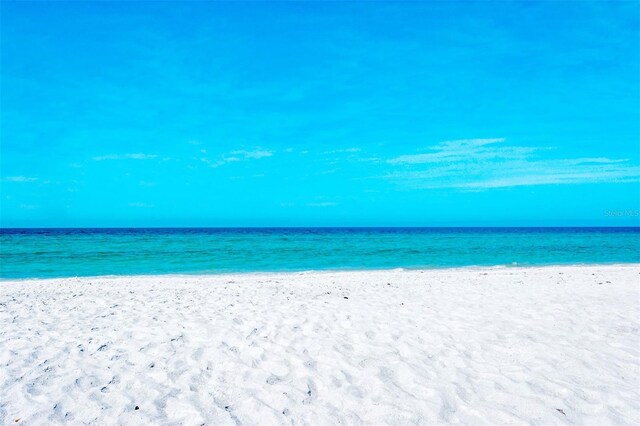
[1,264,639,425]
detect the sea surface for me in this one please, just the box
[1,227,639,279]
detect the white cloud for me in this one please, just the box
[389,138,518,164]
[385,138,640,189]
[4,176,38,183]
[230,149,273,159]
[324,147,361,154]
[307,201,338,207]
[205,149,273,168]
[93,153,157,161]
[454,159,639,189]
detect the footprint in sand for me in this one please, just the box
[266,374,282,385]
[302,380,317,405]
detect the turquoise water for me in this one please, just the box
[0,227,638,279]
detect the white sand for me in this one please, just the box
[1,265,639,425]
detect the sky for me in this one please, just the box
[1,1,639,227]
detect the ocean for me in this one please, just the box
[0,227,638,279]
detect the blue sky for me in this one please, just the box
[1,1,639,227]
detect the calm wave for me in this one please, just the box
[1,227,639,279]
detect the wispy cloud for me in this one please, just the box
[456,159,639,189]
[307,201,338,207]
[93,153,157,161]
[388,138,531,164]
[203,148,273,168]
[4,176,38,183]
[385,138,640,189]
[323,147,361,154]
[128,202,154,208]
[231,149,272,159]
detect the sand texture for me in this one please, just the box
[1,265,639,425]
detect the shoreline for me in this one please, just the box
[2,264,639,424]
[2,262,640,283]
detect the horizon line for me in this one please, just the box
[1,225,639,230]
